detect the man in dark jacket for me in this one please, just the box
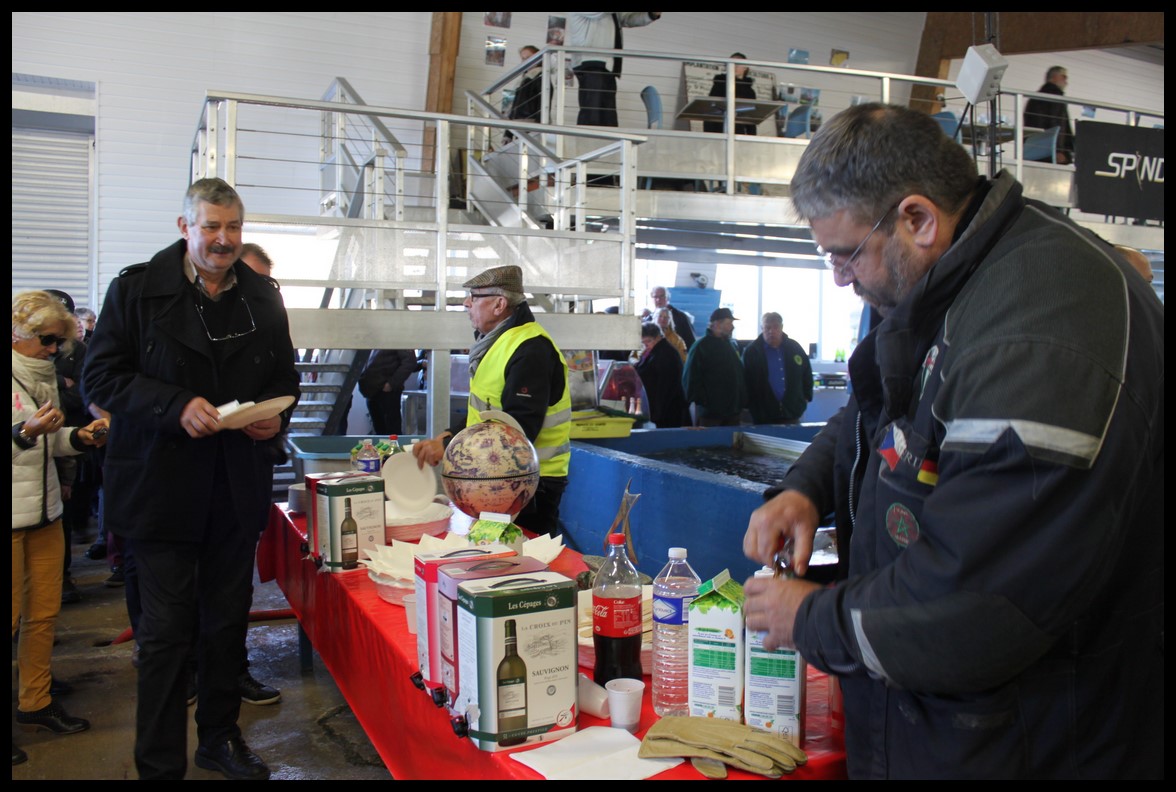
[84,178,300,781]
[742,311,812,424]
[682,307,746,426]
[1023,65,1074,163]
[742,104,1163,779]
[649,285,696,350]
[359,349,421,436]
[634,322,688,428]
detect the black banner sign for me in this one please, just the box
[1074,121,1164,221]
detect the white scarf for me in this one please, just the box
[11,348,60,408]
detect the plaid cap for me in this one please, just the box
[463,264,524,294]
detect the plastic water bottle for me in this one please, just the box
[593,533,644,686]
[355,438,381,474]
[651,546,701,717]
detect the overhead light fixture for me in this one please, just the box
[956,44,1008,105]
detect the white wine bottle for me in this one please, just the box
[496,619,528,746]
[340,497,359,570]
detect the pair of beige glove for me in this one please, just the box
[639,716,807,778]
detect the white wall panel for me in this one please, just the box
[13,12,432,299]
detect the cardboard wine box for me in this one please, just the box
[455,570,578,751]
[413,544,517,695]
[304,471,368,565]
[312,474,384,573]
[436,555,550,709]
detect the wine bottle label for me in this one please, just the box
[593,594,643,638]
[498,679,526,717]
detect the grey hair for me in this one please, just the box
[761,311,782,327]
[75,307,97,322]
[182,178,245,225]
[240,242,273,270]
[790,103,978,227]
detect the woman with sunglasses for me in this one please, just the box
[11,290,108,766]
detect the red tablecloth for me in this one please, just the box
[259,504,846,780]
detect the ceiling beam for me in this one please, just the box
[912,12,1165,112]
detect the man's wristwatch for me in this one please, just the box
[15,422,35,446]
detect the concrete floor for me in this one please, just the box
[12,529,393,780]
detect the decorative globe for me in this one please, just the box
[442,420,540,519]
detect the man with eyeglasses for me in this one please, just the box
[83,178,299,780]
[412,264,571,538]
[741,103,1163,779]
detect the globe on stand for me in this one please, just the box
[441,419,540,519]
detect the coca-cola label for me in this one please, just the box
[593,594,643,638]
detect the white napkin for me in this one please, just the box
[509,726,681,780]
[521,533,565,565]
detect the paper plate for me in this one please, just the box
[218,395,296,430]
[382,451,440,513]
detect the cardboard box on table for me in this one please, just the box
[688,570,745,722]
[455,570,578,751]
[414,544,518,700]
[745,627,807,747]
[437,555,550,709]
[308,473,384,572]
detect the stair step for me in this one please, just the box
[296,362,351,373]
[293,402,337,412]
[300,384,342,394]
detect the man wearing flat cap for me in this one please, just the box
[412,265,571,537]
[683,307,747,426]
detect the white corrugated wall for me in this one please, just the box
[12,128,93,301]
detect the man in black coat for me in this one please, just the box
[649,285,696,350]
[359,349,422,436]
[635,322,688,428]
[83,178,299,781]
[1023,65,1074,164]
[742,311,813,424]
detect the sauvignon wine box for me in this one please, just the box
[688,569,746,722]
[304,472,370,565]
[455,570,578,751]
[312,474,384,573]
[414,545,518,694]
[436,555,550,710]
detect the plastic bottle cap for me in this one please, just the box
[668,547,687,559]
[607,533,625,545]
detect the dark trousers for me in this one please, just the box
[366,389,404,437]
[574,61,618,127]
[514,475,568,539]
[130,465,258,780]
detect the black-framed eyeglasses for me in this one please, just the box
[195,295,256,342]
[466,292,501,301]
[38,334,69,348]
[818,203,899,271]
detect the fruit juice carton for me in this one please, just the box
[688,569,745,722]
[745,623,807,747]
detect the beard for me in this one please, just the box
[854,233,923,316]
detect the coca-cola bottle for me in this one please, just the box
[592,533,644,686]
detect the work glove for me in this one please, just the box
[638,716,807,778]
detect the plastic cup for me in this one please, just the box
[403,595,417,634]
[605,678,644,733]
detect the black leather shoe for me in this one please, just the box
[194,737,271,780]
[13,741,28,766]
[84,541,107,561]
[15,702,90,735]
[61,578,82,605]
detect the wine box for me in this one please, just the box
[436,555,550,710]
[312,474,384,573]
[413,544,517,696]
[455,570,578,751]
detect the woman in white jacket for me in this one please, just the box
[11,291,107,765]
